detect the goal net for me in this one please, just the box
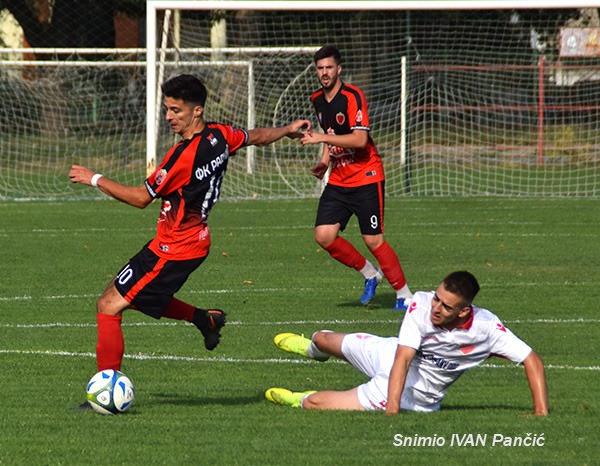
[0,49,148,200]
[146,1,600,199]
[1,2,600,199]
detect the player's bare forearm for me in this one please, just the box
[385,345,415,415]
[310,145,330,179]
[247,119,311,146]
[320,144,330,165]
[69,165,152,209]
[301,128,368,149]
[97,179,153,209]
[523,351,549,416]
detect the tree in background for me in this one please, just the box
[0,0,146,135]
[0,0,145,54]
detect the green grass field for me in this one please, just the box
[0,197,598,465]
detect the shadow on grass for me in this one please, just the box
[145,391,264,407]
[337,292,399,311]
[442,404,525,412]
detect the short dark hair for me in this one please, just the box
[161,74,207,107]
[442,271,480,305]
[314,45,342,65]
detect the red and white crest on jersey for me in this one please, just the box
[155,169,168,185]
[496,323,507,332]
[356,109,363,124]
[336,112,345,125]
[408,300,418,313]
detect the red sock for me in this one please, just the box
[162,298,196,322]
[372,241,407,290]
[96,313,124,371]
[324,237,367,271]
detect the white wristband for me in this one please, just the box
[91,173,103,187]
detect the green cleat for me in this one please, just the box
[274,333,330,361]
[273,333,311,357]
[265,388,316,408]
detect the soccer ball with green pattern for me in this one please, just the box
[86,369,135,415]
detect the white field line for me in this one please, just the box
[0,279,595,303]
[1,216,598,237]
[2,229,598,240]
[1,316,597,371]
[2,317,600,329]
[0,349,322,365]
[0,221,547,234]
[481,363,600,371]
[0,288,318,302]
[1,319,598,372]
[0,349,597,371]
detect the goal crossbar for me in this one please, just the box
[147,1,600,11]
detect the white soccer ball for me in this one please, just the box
[86,369,135,415]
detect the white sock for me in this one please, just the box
[395,284,413,300]
[359,261,380,280]
[306,342,330,360]
[300,393,312,409]
[306,330,332,361]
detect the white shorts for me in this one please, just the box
[341,333,440,412]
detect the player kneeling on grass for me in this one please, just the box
[266,271,548,416]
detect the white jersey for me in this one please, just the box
[398,291,532,409]
[346,290,532,412]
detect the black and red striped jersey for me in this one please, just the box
[144,123,248,260]
[311,82,385,187]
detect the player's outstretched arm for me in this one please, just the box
[69,165,153,209]
[247,119,311,146]
[522,351,549,416]
[385,345,416,414]
[301,128,368,149]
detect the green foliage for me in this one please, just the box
[0,197,598,464]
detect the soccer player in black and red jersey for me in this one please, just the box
[69,74,311,380]
[299,46,412,310]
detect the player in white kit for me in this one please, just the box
[266,271,548,416]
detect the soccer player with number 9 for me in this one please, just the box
[300,46,412,310]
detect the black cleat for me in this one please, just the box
[194,309,227,351]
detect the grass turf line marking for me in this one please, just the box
[0,221,552,234]
[0,349,598,371]
[0,349,327,365]
[0,288,318,302]
[3,211,598,236]
[0,279,595,303]
[2,318,599,329]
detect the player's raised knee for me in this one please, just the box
[312,330,345,355]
